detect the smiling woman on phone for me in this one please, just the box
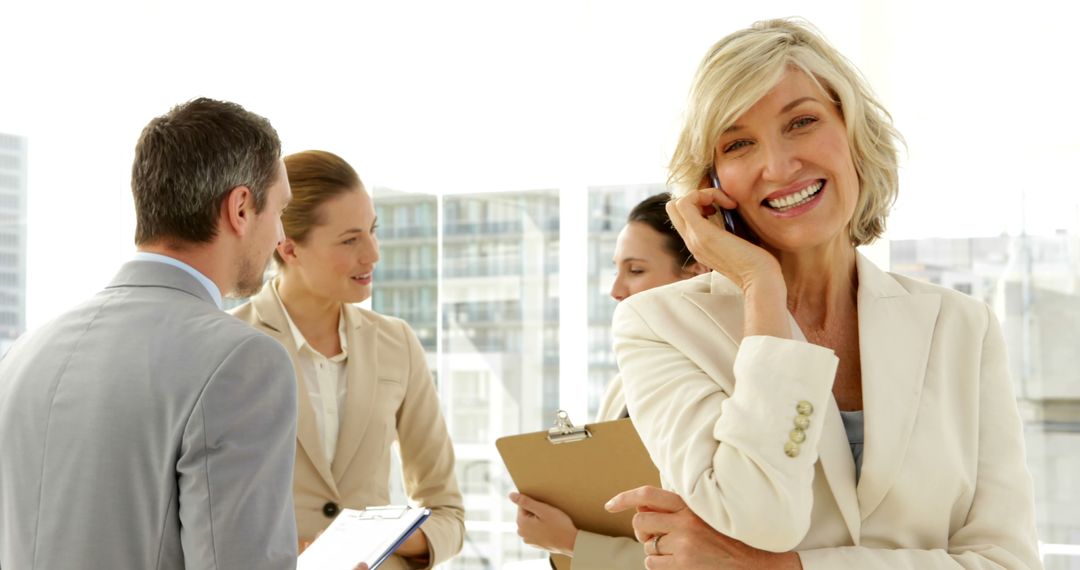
[605,18,1041,570]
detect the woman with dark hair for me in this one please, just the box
[231,150,464,570]
[610,193,706,302]
[508,192,707,569]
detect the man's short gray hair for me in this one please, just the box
[131,97,281,246]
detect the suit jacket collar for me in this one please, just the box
[248,278,378,492]
[265,281,349,359]
[330,309,377,483]
[853,254,940,524]
[682,252,941,545]
[107,260,218,307]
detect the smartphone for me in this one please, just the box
[708,168,759,244]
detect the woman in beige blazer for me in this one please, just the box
[606,19,1041,570]
[509,194,706,569]
[231,150,464,570]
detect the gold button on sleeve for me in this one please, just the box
[789,428,806,444]
[796,401,814,416]
[784,441,800,458]
[794,415,810,430]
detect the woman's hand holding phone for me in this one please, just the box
[666,187,791,340]
[665,188,779,291]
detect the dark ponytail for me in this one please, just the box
[626,193,697,270]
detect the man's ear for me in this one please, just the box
[222,185,254,237]
[276,238,299,265]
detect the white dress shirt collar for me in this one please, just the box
[269,281,348,356]
[132,251,223,310]
[270,281,349,463]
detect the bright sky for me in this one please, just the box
[2,0,1078,328]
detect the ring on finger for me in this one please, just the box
[651,534,663,556]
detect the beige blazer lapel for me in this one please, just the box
[330,305,378,482]
[785,315,861,545]
[854,254,940,521]
[684,271,862,544]
[249,282,337,492]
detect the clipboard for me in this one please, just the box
[496,410,660,570]
[297,505,431,570]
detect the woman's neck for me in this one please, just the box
[775,241,858,332]
[276,271,342,343]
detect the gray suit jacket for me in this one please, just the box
[0,261,299,569]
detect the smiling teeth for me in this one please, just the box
[767,181,823,210]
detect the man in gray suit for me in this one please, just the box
[0,98,299,569]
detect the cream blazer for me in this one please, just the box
[231,280,464,570]
[612,253,1041,569]
[569,374,647,570]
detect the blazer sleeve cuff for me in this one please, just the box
[719,335,837,460]
[571,530,646,570]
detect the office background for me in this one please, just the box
[2,1,1077,568]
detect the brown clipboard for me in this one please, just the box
[496,411,661,570]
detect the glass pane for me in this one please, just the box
[585,184,666,419]
[441,189,560,569]
[0,133,27,356]
[372,187,439,352]
[375,187,560,568]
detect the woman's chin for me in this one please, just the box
[340,285,372,305]
[758,224,852,256]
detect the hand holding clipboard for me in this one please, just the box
[497,411,660,570]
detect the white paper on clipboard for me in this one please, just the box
[297,505,431,570]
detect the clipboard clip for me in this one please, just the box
[547,409,591,444]
[356,506,409,520]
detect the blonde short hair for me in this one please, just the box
[669,18,902,246]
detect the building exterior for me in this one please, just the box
[585,184,666,418]
[0,133,28,355]
[371,188,439,352]
[372,187,560,569]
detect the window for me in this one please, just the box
[585,184,665,417]
[374,188,559,567]
[0,134,20,151]
[0,154,21,170]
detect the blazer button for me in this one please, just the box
[784,441,800,458]
[796,401,814,416]
[323,501,339,518]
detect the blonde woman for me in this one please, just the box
[510,193,706,569]
[231,150,464,570]
[606,19,1041,570]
